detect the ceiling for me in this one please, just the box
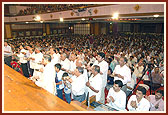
[4,4,164,24]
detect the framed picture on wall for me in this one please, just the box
[18,31,24,36]
[32,31,37,36]
[26,31,30,36]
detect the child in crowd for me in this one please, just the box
[62,72,72,104]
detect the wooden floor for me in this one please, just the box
[4,64,86,111]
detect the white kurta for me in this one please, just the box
[60,58,71,71]
[42,62,56,95]
[107,88,126,111]
[113,65,131,85]
[93,60,108,88]
[127,95,150,111]
[88,73,102,102]
[71,74,86,96]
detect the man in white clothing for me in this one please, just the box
[92,52,108,104]
[112,57,131,93]
[17,45,29,77]
[86,65,102,102]
[32,47,44,78]
[106,80,126,111]
[68,67,86,102]
[127,86,150,111]
[60,53,71,72]
[37,54,56,95]
[4,42,12,68]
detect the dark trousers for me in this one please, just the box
[73,93,86,103]
[21,63,29,78]
[65,93,71,104]
[29,68,34,77]
[57,89,63,100]
[4,56,12,68]
[27,61,30,75]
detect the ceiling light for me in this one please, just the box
[60,18,64,22]
[34,15,41,21]
[81,18,85,21]
[40,21,43,23]
[25,22,29,24]
[112,13,119,19]
[153,14,159,18]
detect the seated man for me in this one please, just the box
[146,90,164,111]
[106,80,126,111]
[127,86,150,111]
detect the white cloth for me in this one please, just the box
[88,73,102,102]
[60,58,71,71]
[70,60,76,72]
[107,88,126,111]
[51,53,60,65]
[113,65,131,85]
[56,70,64,90]
[17,49,27,63]
[4,45,12,56]
[93,60,108,88]
[42,62,56,95]
[34,52,43,69]
[133,64,144,78]
[71,74,86,96]
[29,52,36,69]
[127,95,150,111]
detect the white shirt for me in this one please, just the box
[4,45,12,56]
[17,49,27,63]
[127,95,150,111]
[88,73,102,101]
[70,60,76,72]
[34,52,43,69]
[42,62,56,95]
[71,74,86,96]
[93,60,108,88]
[107,88,126,111]
[113,65,131,85]
[29,52,36,69]
[51,53,60,65]
[56,70,64,90]
[60,58,71,71]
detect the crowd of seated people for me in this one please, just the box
[18,4,95,16]
[4,32,164,111]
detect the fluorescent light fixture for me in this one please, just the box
[60,18,64,22]
[40,21,43,23]
[153,14,159,18]
[81,18,85,21]
[25,22,29,24]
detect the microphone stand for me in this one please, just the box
[127,63,147,97]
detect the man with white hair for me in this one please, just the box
[60,53,71,72]
[92,52,108,104]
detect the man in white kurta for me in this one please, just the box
[112,57,131,93]
[93,52,108,104]
[106,80,126,111]
[36,54,56,95]
[86,65,102,102]
[60,53,71,71]
[127,86,150,111]
[68,67,86,102]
